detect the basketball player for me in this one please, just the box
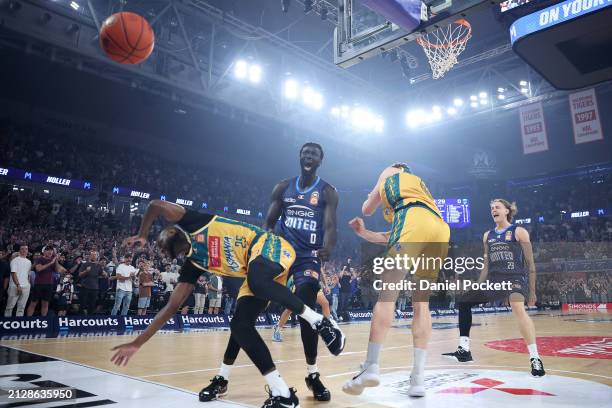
[200,142,339,402]
[273,267,332,342]
[343,163,450,397]
[442,199,545,376]
[109,200,345,408]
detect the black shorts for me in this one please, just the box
[31,284,54,302]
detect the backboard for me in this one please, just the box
[334,0,506,68]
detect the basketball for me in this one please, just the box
[99,12,154,64]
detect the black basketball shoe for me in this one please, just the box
[315,317,346,356]
[262,386,300,408]
[305,372,331,401]
[442,346,473,362]
[530,358,546,377]
[199,375,228,402]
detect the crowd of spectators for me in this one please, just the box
[1,118,611,319]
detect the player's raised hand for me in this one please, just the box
[110,342,141,366]
[124,235,147,249]
[348,217,365,233]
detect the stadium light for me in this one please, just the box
[470,95,477,102]
[283,79,299,100]
[331,107,341,116]
[233,60,248,80]
[70,1,80,11]
[479,91,487,99]
[497,87,505,93]
[519,80,528,87]
[480,98,488,106]
[374,116,385,133]
[248,64,262,84]
[447,107,457,116]
[453,98,464,107]
[498,94,506,100]
[521,87,529,94]
[470,102,478,108]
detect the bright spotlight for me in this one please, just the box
[479,91,487,98]
[331,107,340,116]
[519,80,528,87]
[480,98,488,106]
[447,107,457,115]
[302,87,315,106]
[498,94,506,100]
[283,79,299,100]
[470,95,477,101]
[406,110,425,128]
[374,116,384,133]
[470,102,478,108]
[497,87,505,93]
[312,92,324,110]
[234,60,248,79]
[453,98,463,107]
[70,1,80,11]
[521,87,529,94]
[248,64,262,83]
[432,105,441,113]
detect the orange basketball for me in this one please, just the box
[99,12,154,64]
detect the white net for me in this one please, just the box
[417,19,472,79]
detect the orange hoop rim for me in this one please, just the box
[416,18,472,49]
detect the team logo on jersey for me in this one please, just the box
[309,191,319,206]
[505,231,513,241]
[298,194,305,200]
[195,234,205,243]
[282,249,292,258]
[208,236,221,267]
[223,236,240,272]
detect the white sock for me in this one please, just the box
[365,342,382,367]
[413,348,427,376]
[219,363,232,379]
[264,370,290,398]
[459,336,470,351]
[306,364,319,375]
[527,343,540,359]
[299,306,323,327]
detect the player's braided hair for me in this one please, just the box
[490,198,518,222]
[300,142,324,159]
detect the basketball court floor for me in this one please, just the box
[2,311,610,407]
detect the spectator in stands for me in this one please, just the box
[137,261,154,315]
[0,249,10,309]
[110,254,135,316]
[160,263,178,305]
[193,274,207,314]
[27,245,67,316]
[78,250,105,314]
[5,244,31,317]
[339,266,352,319]
[207,275,222,315]
[329,273,340,320]
[56,273,74,316]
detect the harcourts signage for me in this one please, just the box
[57,316,121,331]
[181,314,228,329]
[347,310,373,320]
[122,315,178,331]
[0,317,53,337]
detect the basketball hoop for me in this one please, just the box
[416,19,472,79]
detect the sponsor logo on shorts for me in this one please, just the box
[209,236,221,267]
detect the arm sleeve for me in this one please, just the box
[178,261,203,285]
[176,210,214,233]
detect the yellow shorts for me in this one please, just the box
[238,233,296,299]
[387,206,450,281]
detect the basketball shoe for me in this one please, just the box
[262,386,299,408]
[272,325,283,342]
[530,358,546,377]
[314,317,345,356]
[305,372,331,401]
[199,375,228,401]
[342,363,380,395]
[442,346,473,362]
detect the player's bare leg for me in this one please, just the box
[510,296,545,376]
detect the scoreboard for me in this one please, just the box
[435,198,471,228]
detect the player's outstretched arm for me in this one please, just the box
[516,226,537,306]
[263,180,290,231]
[110,282,193,366]
[348,217,389,244]
[125,200,186,248]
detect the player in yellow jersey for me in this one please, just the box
[110,200,345,408]
[343,163,450,398]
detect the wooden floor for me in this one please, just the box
[5,311,612,407]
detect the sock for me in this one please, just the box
[459,336,470,351]
[219,363,232,380]
[412,348,427,376]
[264,370,290,398]
[527,343,540,359]
[365,342,382,367]
[299,306,323,327]
[306,364,319,375]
